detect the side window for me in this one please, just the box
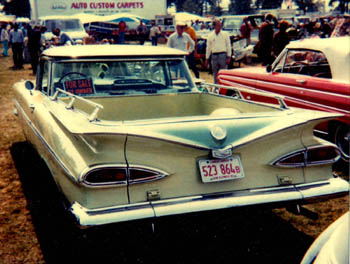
[37,61,49,94]
[272,52,287,73]
[281,50,332,78]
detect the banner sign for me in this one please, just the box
[30,0,166,18]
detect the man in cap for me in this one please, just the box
[167,21,195,78]
[167,21,195,54]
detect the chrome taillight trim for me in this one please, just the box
[81,164,128,187]
[128,166,169,184]
[80,164,169,187]
[271,145,341,168]
[305,146,341,166]
[271,149,306,168]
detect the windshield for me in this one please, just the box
[50,59,196,97]
[222,18,241,29]
[45,19,84,32]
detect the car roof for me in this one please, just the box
[39,15,81,21]
[42,44,188,58]
[286,37,350,82]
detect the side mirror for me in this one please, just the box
[25,81,34,90]
[266,64,272,73]
[194,78,205,91]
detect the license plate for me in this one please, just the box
[198,156,245,183]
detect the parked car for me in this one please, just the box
[217,37,350,162]
[301,211,349,264]
[13,44,349,228]
[221,14,265,45]
[39,15,89,44]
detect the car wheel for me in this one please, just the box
[333,124,349,162]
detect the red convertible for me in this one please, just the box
[217,37,350,162]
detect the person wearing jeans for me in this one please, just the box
[9,23,25,69]
[1,24,9,57]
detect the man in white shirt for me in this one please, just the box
[167,21,195,54]
[9,23,25,69]
[149,21,161,46]
[205,19,232,83]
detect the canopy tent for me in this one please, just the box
[0,14,15,23]
[72,13,103,24]
[73,12,149,30]
[102,13,149,23]
[15,17,31,23]
[172,12,211,24]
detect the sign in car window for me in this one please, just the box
[64,78,95,95]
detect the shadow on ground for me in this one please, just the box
[11,141,314,264]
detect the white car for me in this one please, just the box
[39,15,88,44]
[301,211,349,264]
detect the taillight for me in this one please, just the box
[271,145,341,168]
[129,168,164,184]
[82,166,168,186]
[84,167,127,186]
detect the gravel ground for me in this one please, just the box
[0,48,348,264]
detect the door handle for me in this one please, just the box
[29,104,35,112]
[296,79,306,84]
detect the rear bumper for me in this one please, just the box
[70,178,349,227]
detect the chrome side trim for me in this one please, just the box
[70,177,349,227]
[51,88,104,122]
[203,82,289,110]
[13,99,77,182]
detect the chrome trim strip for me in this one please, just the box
[220,75,349,114]
[52,88,104,122]
[69,177,349,227]
[204,83,289,110]
[13,99,77,182]
[53,57,186,63]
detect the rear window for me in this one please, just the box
[44,19,83,32]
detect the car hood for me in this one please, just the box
[50,107,341,151]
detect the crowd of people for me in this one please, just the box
[0,13,349,79]
[251,14,350,65]
[0,21,48,73]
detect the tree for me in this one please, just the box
[182,0,203,14]
[4,0,31,18]
[255,0,283,9]
[229,0,252,15]
[295,0,318,14]
[329,0,350,13]
[168,0,222,16]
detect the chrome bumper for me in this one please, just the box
[70,178,349,227]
